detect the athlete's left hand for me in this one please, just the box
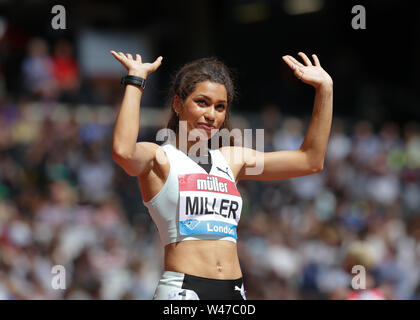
[282,52,333,89]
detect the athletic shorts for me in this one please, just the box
[153,271,247,300]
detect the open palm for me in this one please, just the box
[110,50,163,78]
[282,52,332,88]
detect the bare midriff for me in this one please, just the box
[164,240,242,280]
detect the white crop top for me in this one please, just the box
[142,140,243,246]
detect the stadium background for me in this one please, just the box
[0,0,419,299]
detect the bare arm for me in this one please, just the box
[238,52,333,181]
[299,83,333,169]
[110,51,163,176]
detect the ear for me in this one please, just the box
[172,95,182,114]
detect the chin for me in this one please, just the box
[190,126,216,140]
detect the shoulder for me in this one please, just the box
[218,145,258,182]
[136,141,165,160]
[136,141,160,151]
[139,141,171,155]
[218,145,257,162]
[137,142,171,187]
[112,141,169,178]
[139,141,170,176]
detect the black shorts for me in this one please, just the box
[153,271,246,300]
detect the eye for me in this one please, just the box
[197,99,207,106]
[216,104,226,110]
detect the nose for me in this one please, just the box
[204,105,216,121]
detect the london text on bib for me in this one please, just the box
[178,173,242,238]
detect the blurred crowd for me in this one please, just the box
[1,99,419,300]
[238,107,420,300]
[0,35,420,300]
[20,37,80,103]
[0,99,166,299]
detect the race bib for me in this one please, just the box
[178,173,242,239]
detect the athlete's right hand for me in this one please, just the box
[110,50,163,78]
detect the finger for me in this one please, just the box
[282,56,299,71]
[312,54,321,67]
[118,52,128,60]
[151,56,163,70]
[126,53,133,60]
[286,55,305,68]
[136,54,142,63]
[110,51,124,62]
[298,52,312,66]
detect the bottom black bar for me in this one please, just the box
[0,300,412,319]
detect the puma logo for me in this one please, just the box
[235,284,247,300]
[179,290,187,299]
[216,166,231,179]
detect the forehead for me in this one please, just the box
[191,81,227,101]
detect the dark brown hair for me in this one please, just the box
[166,57,237,148]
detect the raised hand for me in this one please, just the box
[282,52,332,89]
[110,51,163,78]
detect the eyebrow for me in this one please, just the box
[196,94,227,104]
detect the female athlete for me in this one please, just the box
[110,50,333,300]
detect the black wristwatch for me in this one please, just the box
[121,75,146,89]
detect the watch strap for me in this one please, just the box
[121,75,146,89]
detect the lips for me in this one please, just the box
[197,123,215,131]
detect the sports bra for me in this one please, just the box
[142,139,243,246]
